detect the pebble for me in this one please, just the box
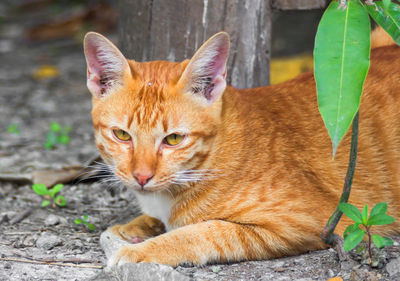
[44,214,60,226]
[327,269,335,278]
[92,263,190,281]
[386,257,400,277]
[3,262,11,269]
[272,261,286,268]
[274,267,286,272]
[36,233,63,250]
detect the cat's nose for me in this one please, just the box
[133,172,154,187]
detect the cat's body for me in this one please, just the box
[84,28,400,267]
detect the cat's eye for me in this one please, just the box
[164,134,185,146]
[113,129,131,141]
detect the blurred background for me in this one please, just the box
[0,0,325,85]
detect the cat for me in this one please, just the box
[83,27,400,268]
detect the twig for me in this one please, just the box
[321,111,359,252]
[0,257,103,269]
[9,207,35,225]
[11,252,101,265]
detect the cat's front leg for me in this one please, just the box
[107,219,305,268]
[100,214,165,258]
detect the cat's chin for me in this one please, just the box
[127,184,168,194]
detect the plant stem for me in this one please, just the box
[366,226,373,268]
[321,111,359,246]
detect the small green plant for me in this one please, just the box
[44,122,71,149]
[75,214,96,231]
[339,202,394,266]
[6,123,20,135]
[32,183,67,207]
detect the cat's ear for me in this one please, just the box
[178,32,230,104]
[83,32,131,98]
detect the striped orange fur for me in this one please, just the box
[83,29,400,267]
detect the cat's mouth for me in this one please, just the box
[125,180,170,193]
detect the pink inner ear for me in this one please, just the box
[193,38,229,103]
[211,43,229,80]
[84,35,126,97]
[85,41,106,97]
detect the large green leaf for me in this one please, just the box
[369,202,388,218]
[339,203,363,224]
[368,213,395,225]
[343,226,365,251]
[367,1,400,45]
[314,0,371,156]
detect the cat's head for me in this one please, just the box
[83,32,230,193]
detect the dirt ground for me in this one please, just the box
[0,1,399,281]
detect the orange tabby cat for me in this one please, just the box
[83,28,400,267]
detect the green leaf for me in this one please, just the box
[57,134,70,145]
[367,1,400,45]
[362,204,368,225]
[54,195,66,207]
[45,132,57,149]
[344,226,365,251]
[32,183,49,196]
[314,0,371,156]
[339,203,363,224]
[50,122,61,132]
[356,245,365,253]
[87,224,96,231]
[372,234,394,248]
[343,223,360,239]
[74,218,83,224]
[369,202,388,218]
[41,200,50,207]
[7,124,20,135]
[83,214,88,222]
[383,0,392,11]
[49,184,63,198]
[44,140,54,150]
[368,213,395,225]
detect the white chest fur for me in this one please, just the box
[134,191,173,231]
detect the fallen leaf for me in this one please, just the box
[327,277,343,281]
[32,65,60,80]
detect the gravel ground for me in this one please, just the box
[0,2,399,281]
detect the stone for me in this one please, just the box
[386,257,400,277]
[100,229,131,259]
[272,261,285,268]
[327,269,335,278]
[44,214,60,226]
[92,263,191,281]
[36,233,62,250]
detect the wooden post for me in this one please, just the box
[118,0,271,88]
[118,0,327,88]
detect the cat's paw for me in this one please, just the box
[108,224,146,244]
[107,244,148,268]
[107,243,181,267]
